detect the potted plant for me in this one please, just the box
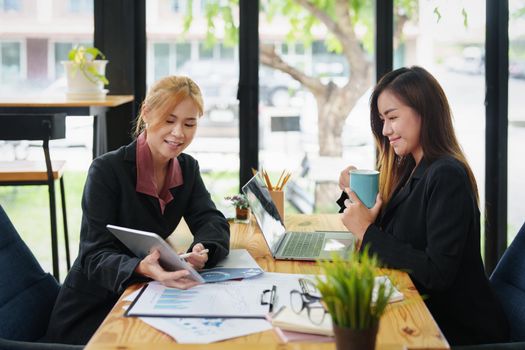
[315,247,393,350]
[225,194,250,222]
[62,45,109,99]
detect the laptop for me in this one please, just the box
[242,174,355,260]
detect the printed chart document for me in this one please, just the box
[200,249,263,282]
[140,317,272,344]
[226,272,318,311]
[126,281,271,318]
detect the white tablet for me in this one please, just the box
[106,224,205,283]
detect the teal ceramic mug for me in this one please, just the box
[349,169,379,209]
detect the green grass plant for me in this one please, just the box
[315,247,393,330]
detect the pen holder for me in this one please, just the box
[269,190,285,222]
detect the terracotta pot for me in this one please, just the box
[333,323,379,350]
[235,207,250,221]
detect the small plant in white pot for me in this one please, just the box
[63,45,109,99]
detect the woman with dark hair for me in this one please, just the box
[337,66,509,345]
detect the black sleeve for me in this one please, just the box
[361,163,473,292]
[336,191,348,213]
[183,161,230,268]
[79,158,147,294]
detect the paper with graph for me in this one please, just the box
[126,281,270,318]
[140,317,272,343]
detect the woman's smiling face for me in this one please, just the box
[378,89,423,164]
[144,96,199,164]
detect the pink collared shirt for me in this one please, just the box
[135,132,183,214]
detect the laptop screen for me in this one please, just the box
[242,174,286,254]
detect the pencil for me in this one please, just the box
[275,170,285,191]
[263,169,273,191]
[281,172,291,189]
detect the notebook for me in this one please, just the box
[242,173,355,260]
[271,306,334,336]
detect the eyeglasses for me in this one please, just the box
[289,289,328,325]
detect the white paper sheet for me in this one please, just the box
[222,272,317,311]
[127,281,271,318]
[140,317,272,343]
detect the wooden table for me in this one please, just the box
[85,214,449,350]
[0,95,134,158]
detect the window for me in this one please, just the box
[171,0,187,13]
[0,42,21,83]
[147,1,240,216]
[175,42,191,68]
[153,43,170,82]
[53,42,91,79]
[0,1,93,95]
[68,0,93,14]
[508,0,525,241]
[394,0,488,238]
[198,42,215,60]
[259,1,375,213]
[0,0,20,12]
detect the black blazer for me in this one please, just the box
[45,141,230,345]
[337,156,509,346]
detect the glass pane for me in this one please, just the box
[0,0,94,279]
[394,1,487,239]
[0,42,21,82]
[0,0,94,96]
[508,0,525,242]
[0,0,20,12]
[153,43,170,82]
[259,2,375,214]
[146,0,240,217]
[198,42,215,59]
[53,41,91,79]
[175,42,191,68]
[68,0,93,14]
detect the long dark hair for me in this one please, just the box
[370,66,478,205]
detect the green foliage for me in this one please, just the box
[200,0,377,55]
[433,5,468,28]
[433,6,442,23]
[512,4,525,19]
[67,45,109,85]
[224,194,250,209]
[315,247,393,330]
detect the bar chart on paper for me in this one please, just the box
[140,317,272,343]
[154,289,199,310]
[126,281,271,318]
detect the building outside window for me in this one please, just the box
[0,0,20,12]
[68,0,93,14]
[0,41,21,84]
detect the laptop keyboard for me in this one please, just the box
[281,232,325,258]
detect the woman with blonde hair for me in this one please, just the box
[45,76,230,344]
[337,66,508,345]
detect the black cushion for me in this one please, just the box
[490,222,525,342]
[0,205,60,341]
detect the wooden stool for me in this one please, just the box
[0,113,70,281]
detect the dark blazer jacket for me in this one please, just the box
[337,156,509,346]
[45,141,230,345]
